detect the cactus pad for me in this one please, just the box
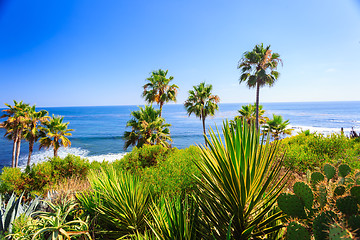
[338,164,351,178]
[311,172,325,186]
[286,222,310,240]
[348,215,360,238]
[333,185,346,197]
[336,196,358,216]
[277,193,307,218]
[323,164,336,180]
[317,183,327,208]
[350,185,360,203]
[328,223,353,240]
[313,211,336,240]
[293,182,313,210]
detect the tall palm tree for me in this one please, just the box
[235,103,268,126]
[1,100,30,167]
[142,69,179,117]
[184,82,220,144]
[263,114,293,140]
[124,105,172,150]
[238,43,282,130]
[39,115,73,157]
[23,105,49,166]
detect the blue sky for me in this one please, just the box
[0,0,360,107]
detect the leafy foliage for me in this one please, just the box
[278,132,360,172]
[142,69,178,116]
[194,119,288,239]
[262,114,293,140]
[124,105,172,150]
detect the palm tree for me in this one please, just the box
[23,105,49,166]
[235,103,268,126]
[39,115,73,157]
[142,69,179,117]
[1,100,30,167]
[238,43,282,130]
[124,105,172,150]
[184,82,220,144]
[263,114,293,140]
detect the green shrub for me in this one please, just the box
[0,167,24,194]
[279,133,360,172]
[115,145,174,173]
[142,146,201,197]
[49,154,90,179]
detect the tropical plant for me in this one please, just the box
[142,69,179,117]
[39,115,73,157]
[124,105,172,150]
[184,82,220,144]
[1,100,30,167]
[262,114,293,140]
[195,119,288,239]
[23,105,49,167]
[0,193,40,234]
[234,103,268,126]
[147,196,201,240]
[31,199,91,240]
[238,43,282,130]
[86,167,151,238]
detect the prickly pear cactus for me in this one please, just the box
[293,182,313,210]
[336,195,358,216]
[350,185,360,203]
[313,211,336,240]
[328,223,353,240]
[277,193,307,219]
[333,185,346,197]
[286,222,310,240]
[311,172,325,186]
[317,183,327,208]
[338,164,351,178]
[323,163,336,180]
[348,215,360,238]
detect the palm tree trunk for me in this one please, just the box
[255,82,260,131]
[15,132,22,168]
[202,112,207,147]
[159,102,164,117]
[27,139,34,167]
[12,136,18,168]
[54,147,58,157]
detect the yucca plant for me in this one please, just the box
[87,167,151,238]
[146,195,201,240]
[195,119,288,239]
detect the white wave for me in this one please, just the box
[289,125,360,135]
[18,147,126,169]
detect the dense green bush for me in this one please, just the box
[114,144,174,173]
[142,146,201,197]
[279,132,360,172]
[0,154,92,195]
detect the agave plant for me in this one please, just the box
[146,196,201,240]
[31,199,91,240]
[0,193,40,234]
[87,167,151,238]
[195,119,288,239]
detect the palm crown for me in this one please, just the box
[184,82,220,140]
[235,103,268,125]
[142,69,178,117]
[124,105,172,150]
[39,115,73,157]
[262,114,293,140]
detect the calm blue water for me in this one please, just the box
[1,102,360,169]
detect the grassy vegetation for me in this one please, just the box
[1,126,360,239]
[279,131,360,172]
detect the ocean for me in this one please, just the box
[1,102,359,169]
